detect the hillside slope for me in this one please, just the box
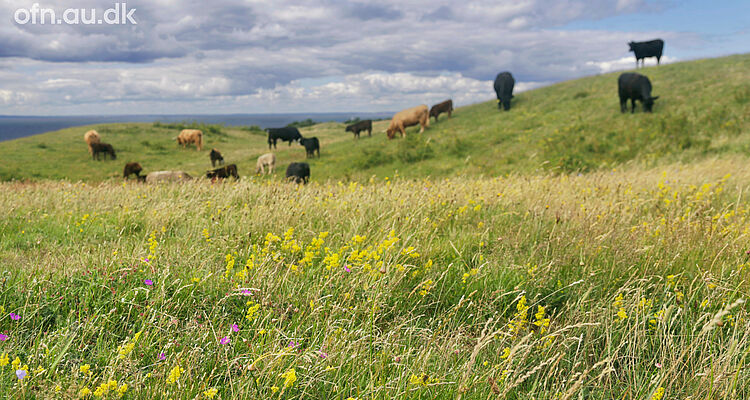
[1,54,748,182]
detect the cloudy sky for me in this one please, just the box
[0,0,747,115]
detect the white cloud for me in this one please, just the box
[585,55,678,73]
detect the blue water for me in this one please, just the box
[0,113,393,142]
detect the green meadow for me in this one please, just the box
[0,54,749,399]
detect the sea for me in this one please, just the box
[0,113,393,142]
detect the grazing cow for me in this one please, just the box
[84,130,101,155]
[145,171,192,183]
[618,73,659,113]
[299,137,320,158]
[256,153,276,175]
[429,99,453,122]
[345,120,372,138]
[210,148,224,167]
[629,39,664,68]
[386,105,429,139]
[267,127,302,149]
[123,162,143,179]
[177,129,204,151]
[286,162,310,184]
[91,143,116,160]
[206,164,239,180]
[493,72,515,111]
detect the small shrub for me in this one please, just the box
[397,134,434,163]
[573,91,589,99]
[733,84,750,104]
[287,119,317,128]
[354,148,393,169]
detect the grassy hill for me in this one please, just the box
[1,53,748,182]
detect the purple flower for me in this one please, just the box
[288,341,297,348]
[15,370,26,380]
[9,313,20,321]
[241,289,252,296]
[144,279,154,286]
[319,351,328,359]
[0,334,8,341]
[231,324,240,333]
[344,265,351,273]
[143,258,150,263]
[220,337,230,345]
[158,352,166,361]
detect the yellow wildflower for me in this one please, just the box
[166,365,184,384]
[280,368,297,388]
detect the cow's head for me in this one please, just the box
[386,127,396,139]
[644,96,659,112]
[628,42,635,52]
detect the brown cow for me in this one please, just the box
[177,129,203,151]
[84,130,101,154]
[386,105,429,139]
[123,162,143,179]
[429,99,453,122]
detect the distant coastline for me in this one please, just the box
[0,112,393,142]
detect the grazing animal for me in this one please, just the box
[267,127,302,149]
[177,129,204,151]
[629,39,664,68]
[286,162,310,184]
[145,171,192,183]
[206,164,239,180]
[299,137,320,158]
[84,130,101,155]
[91,142,116,160]
[429,99,453,122]
[493,72,515,111]
[618,73,659,113]
[386,105,429,139]
[345,120,372,138]
[210,148,224,167]
[123,162,143,179]
[255,153,276,175]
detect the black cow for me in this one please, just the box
[429,99,453,122]
[206,164,239,180]
[210,149,224,167]
[493,72,515,111]
[91,143,116,160]
[345,120,372,139]
[628,39,664,68]
[267,127,302,149]
[299,137,320,158]
[618,73,659,113]
[123,162,142,179]
[286,162,310,184]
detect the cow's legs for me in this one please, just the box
[631,99,636,113]
[620,97,627,113]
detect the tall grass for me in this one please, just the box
[1,158,749,398]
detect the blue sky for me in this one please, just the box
[0,0,747,115]
[562,0,750,58]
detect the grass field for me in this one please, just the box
[0,54,749,399]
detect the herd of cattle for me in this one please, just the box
[83,39,664,184]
